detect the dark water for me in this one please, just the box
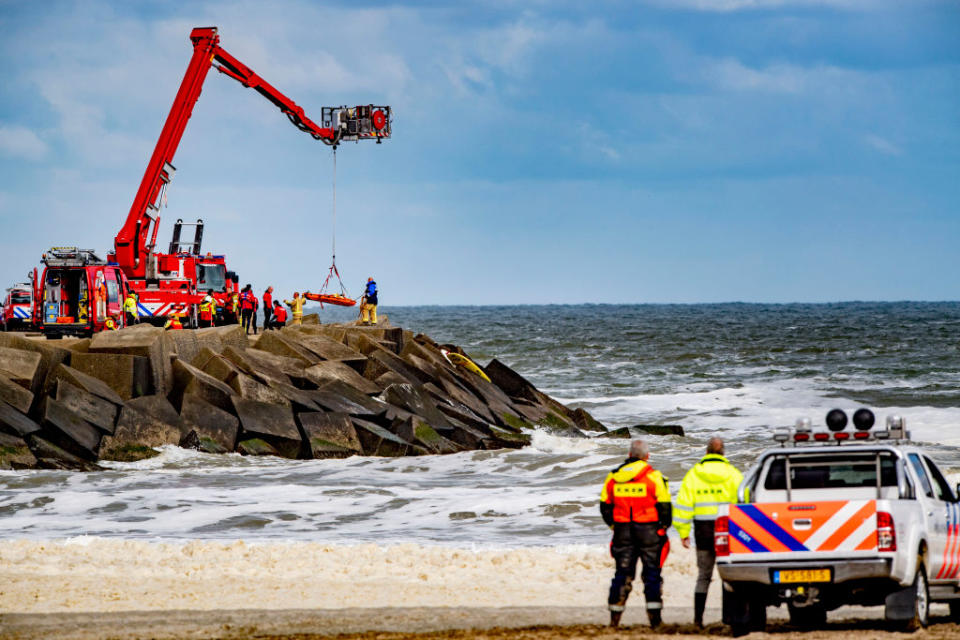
[1,302,958,544]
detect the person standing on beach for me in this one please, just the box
[674,437,742,628]
[600,439,672,629]
[239,284,255,334]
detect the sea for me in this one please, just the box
[2,302,959,547]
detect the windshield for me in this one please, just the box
[764,452,898,490]
[196,263,226,293]
[10,292,30,304]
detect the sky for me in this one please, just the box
[0,0,957,305]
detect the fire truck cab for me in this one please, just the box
[38,247,129,338]
[2,283,35,331]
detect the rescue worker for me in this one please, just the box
[674,437,743,628]
[199,290,216,328]
[284,292,304,326]
[104,314,119,331]
[262,286,273,330]
[163,314,184,330]
[360,277,378,325]
[123,291,139,326]
[251,291,260,335]
[600,439,672,629]
[239,284,256,334]
[271,300,287,328]
[226,291,239,325]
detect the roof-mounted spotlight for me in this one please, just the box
[853,408,875,431]
[826,409,848,432]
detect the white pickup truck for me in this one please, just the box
[716,409,960,635]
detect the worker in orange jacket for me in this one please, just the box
[262,286,274,330]
[600,440,672,629]
[271,300,287,328]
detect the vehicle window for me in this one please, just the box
[106,280,119,304]
[923,456,956,502]
[10,292,30,304]
[908,454,934,498]
[196,264,226,293]
[115,273,125,300]
[764,453,898,490]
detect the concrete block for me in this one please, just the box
[98,400,181,461]
[0,400,41,439]
[571,407,608,433]
[0,333,71,397]
[392,417,463,455]
[298,411,362,458]
[265,379,322,411]
[351,418,417,457]
[44,363,124,405]
[195,324,249,352]
[311,380,388,417]
[179,394,239,453]
[253,332,321,366]
[27,435,101,471]
[373,371,410,390]
[0,374,34,414]
[0,432,38,469]
[89,325,173,396]
[379,383,455,433]
[0,346,43,392]
[236,438,280,457]
[303,361,381,395]
[231,396,301,458]
[229,373,292,407]
[221,346,299,386]
[484,358,540,403]
[199,352,244,385]
[283,333,367,367]
[301,313,320,325]
[71,352,152,400]
[171,359,235,413]
[166,330,201,365]
[55,380,119,434]
[363,350,428,385]
[38,397,102,460]
[65,338,92,353]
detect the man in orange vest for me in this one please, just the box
[600,440,672,629]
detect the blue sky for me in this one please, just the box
[0,0,957,304]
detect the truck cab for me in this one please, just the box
[2,283,35,331]
[38,247,129,338]
[717,409,960,634]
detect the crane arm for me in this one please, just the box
[112,26,336,275]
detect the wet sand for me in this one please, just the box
[1,539,957,639]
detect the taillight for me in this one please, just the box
[877,511,896,552]
[715,515,730,557]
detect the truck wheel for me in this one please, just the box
[890,561,929,632]
[788,603,826,628]
[949,600,960,622]
[723,584,765,637]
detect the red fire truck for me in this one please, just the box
[108,26,390,326]
[2,282,36,332]
[35,247,130,338]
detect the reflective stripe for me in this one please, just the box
[693,514,718,521]
[609,605,625,612]
[646,602,662,610]
[674,515,692,523]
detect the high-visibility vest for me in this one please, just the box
[601,460,670,524]
[164,316,183,330]
[673,454,742,538]
[199,296,214,320]
[123,295,137,313]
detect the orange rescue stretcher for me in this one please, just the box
[303,292,356,307]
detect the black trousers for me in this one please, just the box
[241,309,253,333]
[609,522,666,612]
[125,311,137,326]
[262,307,272,330]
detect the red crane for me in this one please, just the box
[108,26,390,324]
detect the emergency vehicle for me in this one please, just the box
[36,247,129,338]
[2,282,35,331]
[717,408,960,634]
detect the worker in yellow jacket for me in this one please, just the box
[122,292,139,326]
[674,437,742,628]
[284,292,305,326]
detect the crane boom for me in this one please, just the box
[112,26,389,277]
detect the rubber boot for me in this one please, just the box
[647,606,662,629]
[609,610,623,628]
[694,592,707,628]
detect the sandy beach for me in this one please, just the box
[2,539,958,639]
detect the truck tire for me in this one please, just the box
[788,603,826,628]
[949,600,960,622]
[886,560,928,631]
[723,583,766,637]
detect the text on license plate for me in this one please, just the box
[774,569,831,583]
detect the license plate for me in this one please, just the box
[774,569,831,583]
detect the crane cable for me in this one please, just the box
[318,148,350,299]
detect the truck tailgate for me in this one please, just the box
[729,500,878,556]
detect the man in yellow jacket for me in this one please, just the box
[122,291,139,326]
[600,440,672,629]
[284,292,305,326]
[674,437,742,628]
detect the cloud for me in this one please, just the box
[863,133,902,156]
[0,125,48,160]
